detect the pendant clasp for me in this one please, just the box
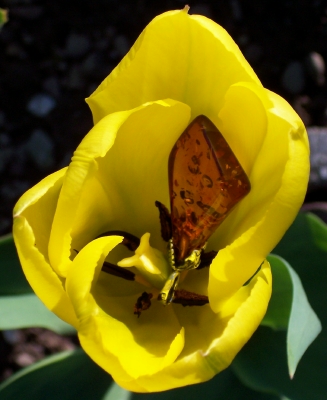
[159,240,206,305]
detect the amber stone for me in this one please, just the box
[169,115,251,264]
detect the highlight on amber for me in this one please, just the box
[168,115,251,263]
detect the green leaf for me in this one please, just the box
[232,327,297,399]
[0,349,113,400]
[263,254,321,376]
[0,8,8,28]
[102,382,132,400]
[283,259,322,378]
[0,234,32,295]
[131,368,279,400]
[261,255,292,330]
[0,293,75,334]
[306,212,327,252]
[232,212,327,400]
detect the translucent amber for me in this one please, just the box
[169,115,251,264]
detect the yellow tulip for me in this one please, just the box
[13,8,309,392]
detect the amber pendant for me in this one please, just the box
[159,115,251,305]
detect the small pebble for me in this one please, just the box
[307,126,327,186]
[244,43,263,64]
[43,76,61,98]
[22,33,34,45]
[319,166,327,180]
[37,330,76,351]
[57,60,68,72]
[281,61,305,94]
[11,6,44,20]
[8,146,28,176]
[0,132,10,146]
[82,53,98,75]
[305,52,325,86]
[237,34,249,46]
[6,43,27,59]
[112,35,130,59]
[12,343,44,367]
[65,64,85,89]
[0,111,5,126]
[58,151,73,168]
[27,93,56,117]
[64,33,91,59]
[190,4,213,18]
[0,148,13,173]
[25,129,55,169]
[0,216,11,234]
[230,0,242,21]
[2,330,24,345]
[293,96,311,126]
[105,26,115,38]
[1,180,30,201]
[94,37,110,51]
[15,353,36,367]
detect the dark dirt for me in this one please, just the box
[0,328,78,382]
[1,0,327,385]
[1,0,327,234]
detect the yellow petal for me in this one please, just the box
[66,236,184,379]
[86,9,261,124]
[205,260,272,370]
[213,82,268,176]
[13,169,78,327]
[115,260,271,392]
[208,83,309,311]
[12,8,308,393]
[49,99,190,277]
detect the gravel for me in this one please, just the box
[0,0,326,236]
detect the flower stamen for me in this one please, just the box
[102,261,135,281]
[97,230,140,251]
[155,200,172,242]
[173,290,209,306]
[198,250,218,269]
[134,291,153,317]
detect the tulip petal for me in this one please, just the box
[12,8,309,393]
[116,260,271,392]
[205,260,272,368]
[13,169,78,327]
[66,236,185,380]
[86,9,261,124]
[208,83,309,311]
[49,100,190,277]
[214,82,268,176]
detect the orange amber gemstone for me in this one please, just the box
[169,115,251,264]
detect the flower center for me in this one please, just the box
[96,201,217,317]
[117,232,170,289]
[96,115,251,316]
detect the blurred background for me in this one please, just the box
[0,0,327,386]
[0,0,327,236]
